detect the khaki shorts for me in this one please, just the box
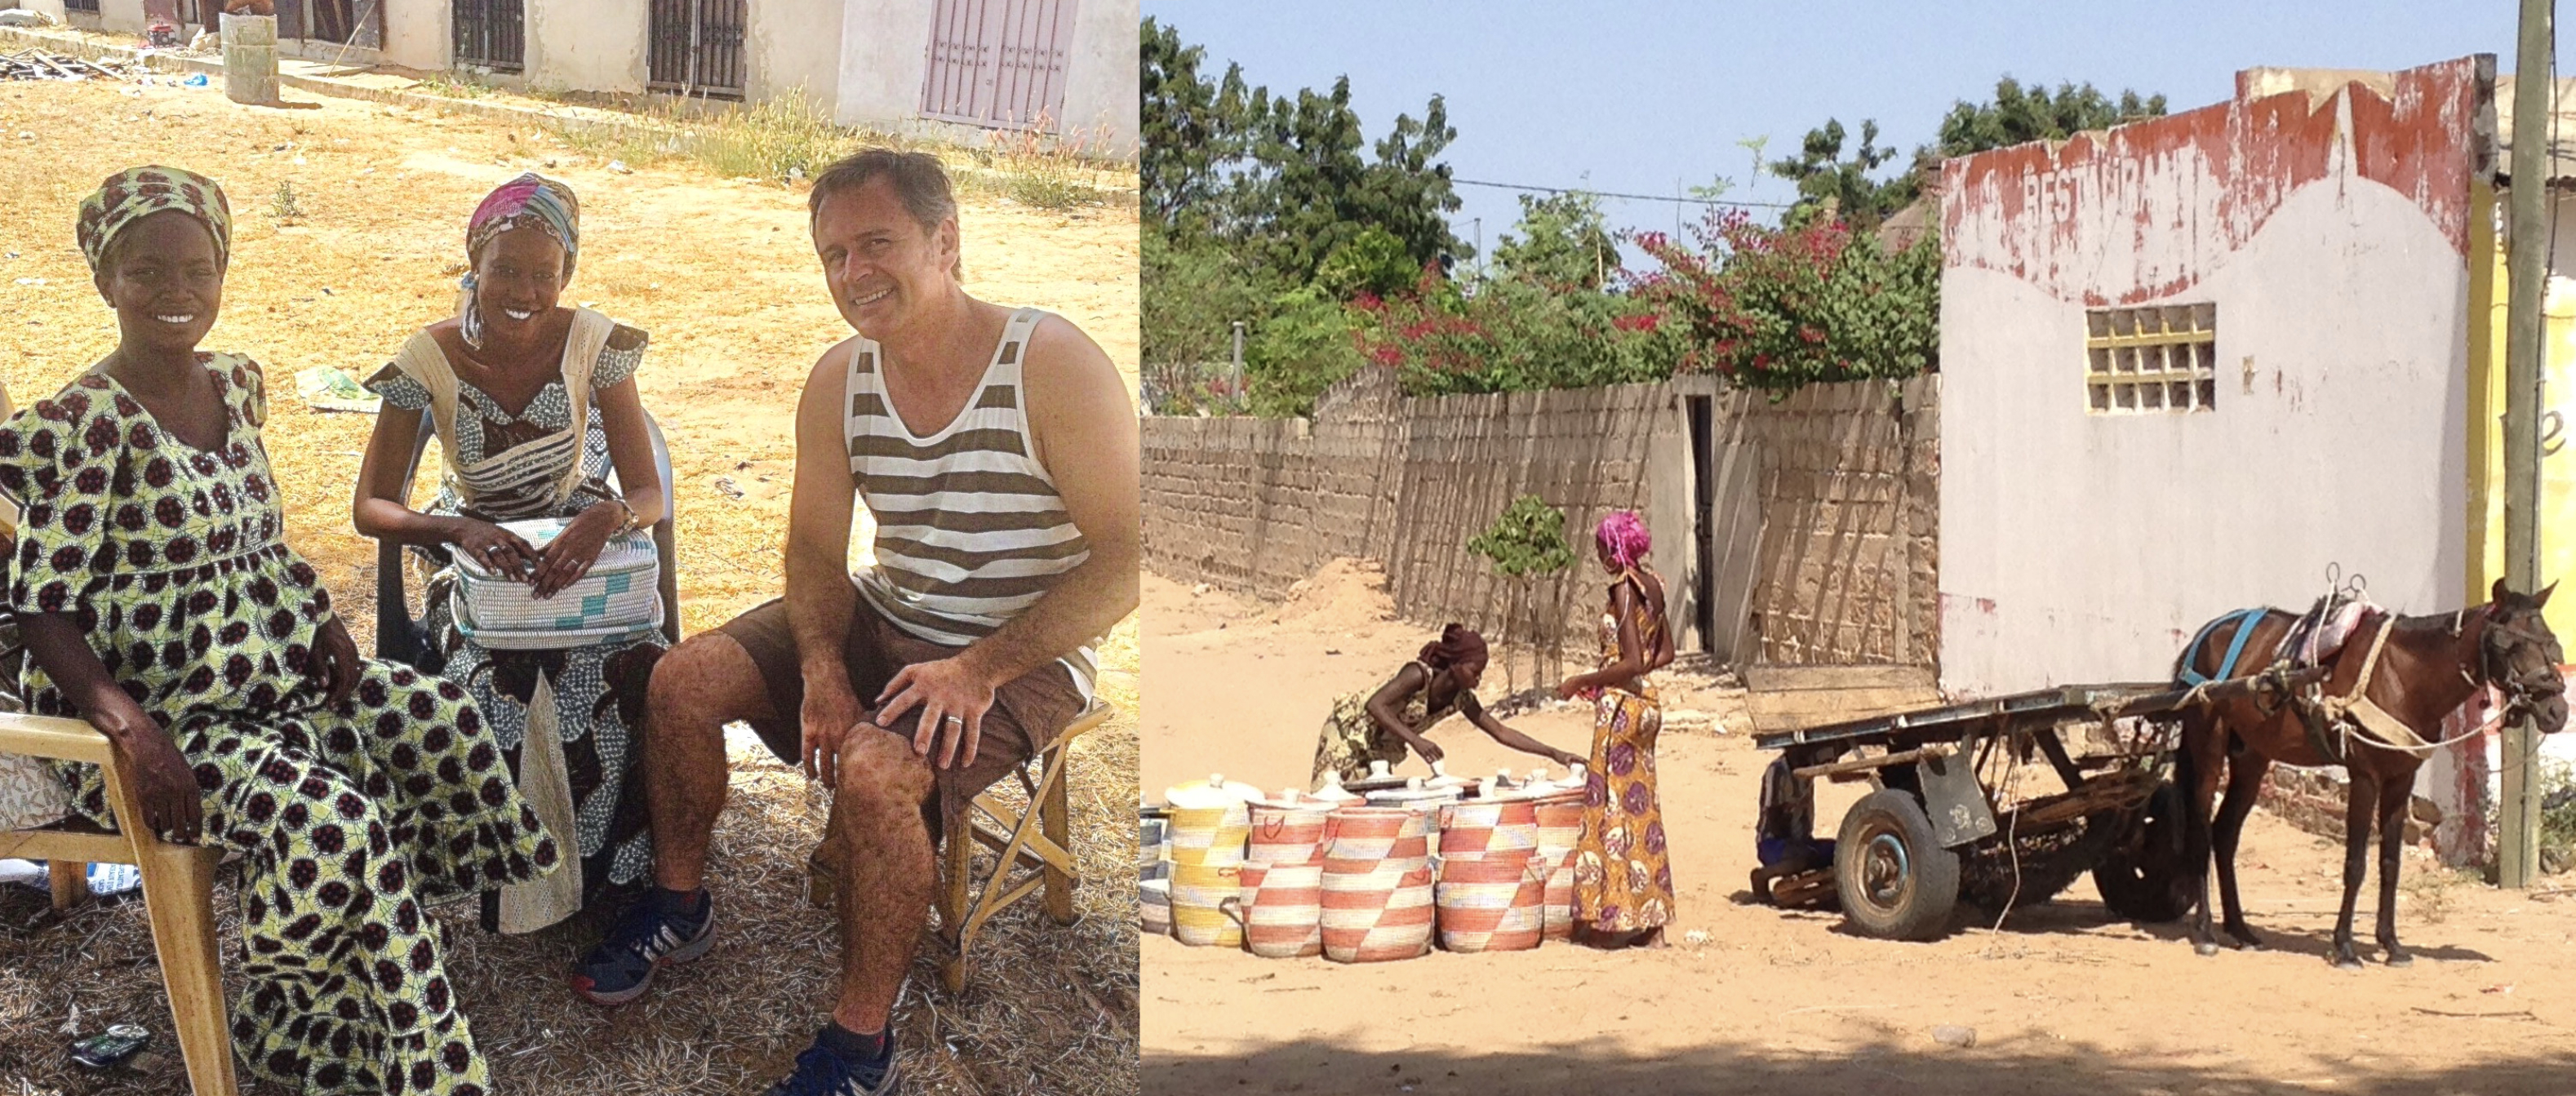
[716,591,1084,828]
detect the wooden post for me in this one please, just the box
[2502,0,2551,889]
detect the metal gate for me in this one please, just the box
[452,0,524,72]
[274,0,383,49]
[921,0,1077,131]
[647,0,747,100]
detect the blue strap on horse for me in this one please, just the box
[2179,608,2271,686]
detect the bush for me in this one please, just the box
[1631,209,1939,395]
[1353,266,1682,397]
[1244,285,1366,417]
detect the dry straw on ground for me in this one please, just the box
[0,74,1137,1096]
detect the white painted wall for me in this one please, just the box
[834,0,933,131]
[1058,0,1135,156]
[380,0,446,72]
[526,0,645,95]
[748,0,843,116]
[1938,176,2470,698]
[94,0,141,32]
[6,1,69,24]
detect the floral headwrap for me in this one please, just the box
[1596,510,1651,570]
[458,172,580,348]
[75,166,232,274]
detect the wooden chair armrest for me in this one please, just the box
[0,712,113,765]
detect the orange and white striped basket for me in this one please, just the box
[1321,863,1436,963]
[1540,851,1576,942]
[1247,802,1333,867]
[1533,796,1586,863]
[1437,800,1540,859]
[1435,850,1543,952]
[1226,861,1325,959]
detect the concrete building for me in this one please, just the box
[9,0,1138,156]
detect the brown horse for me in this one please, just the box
[2173,579,2567,969]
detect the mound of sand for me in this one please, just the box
[1265,557,1397,627]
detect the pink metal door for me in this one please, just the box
[921,0,1076,131]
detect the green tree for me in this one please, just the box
[1467,495,1581,693]
[1227,78,1469,285]
[1490,190,1619,291]
[1140,16,1255,237]
[1141,229,1277,374]
[1930,77,2168,161]
[1767,118,1912,232]
[1314,224,1420,300]
[1244,285,1367,417]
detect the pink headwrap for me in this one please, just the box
[1596,510,1650,570]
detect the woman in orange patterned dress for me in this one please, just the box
[1560,510,1677,947]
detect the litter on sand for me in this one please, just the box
[296,366,382,414]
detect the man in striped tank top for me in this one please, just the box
[569,150,1139,1096]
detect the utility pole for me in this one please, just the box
[2501,0,2552,889]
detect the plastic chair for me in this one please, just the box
[371,408,681,665]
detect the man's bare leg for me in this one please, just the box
[828,730,939,1034]
[646,632,776,893]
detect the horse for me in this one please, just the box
[2171,579,2567,969]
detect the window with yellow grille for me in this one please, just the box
[2086,304,2216,415]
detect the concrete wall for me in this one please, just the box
[747,0,845,115]
[1058,0,1136,156]
[834,0,935,130]
[90,0,141,32]
[1144,371,1940,669]
[526,0,646,95]
[6,1,69,24]
[381,0,446,72]
[1937,56,2487,699]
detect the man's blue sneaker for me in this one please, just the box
[767,1026,900,1096]
[570,888,714,1006]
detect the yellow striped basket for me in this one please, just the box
[1170,862,1242,947]
[1167,804,1250,868]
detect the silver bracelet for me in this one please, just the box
[608,498,639,538]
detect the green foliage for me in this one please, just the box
[1930,77,2168,160]
[1315,225,1420,300]
[1632,211,1939,395]
[1468,495,1578,578]
[1490,190,1619,291]
[1244,285,1368,417]
[2544,761,2576,874]
[1141,17,1254,236]
[1141,229,1277,371]
[1355,268,1681,397]
[1767,118,1912,233]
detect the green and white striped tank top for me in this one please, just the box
[845,307,1095,695]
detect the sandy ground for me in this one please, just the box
[0,78,1139,1095]
[1143,566,2576,1095]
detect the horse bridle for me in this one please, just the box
[2474,608,2566,721]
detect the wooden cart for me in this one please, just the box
[1750,667,2325,941]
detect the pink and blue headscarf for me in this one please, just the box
[1596,510,1651,571]
[458,172,580,348]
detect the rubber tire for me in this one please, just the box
[2091,779,2195,922]
[1833,788,1962,941]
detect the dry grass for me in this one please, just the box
[0,74,1137,1096]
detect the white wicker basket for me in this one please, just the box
[451,517,661,649]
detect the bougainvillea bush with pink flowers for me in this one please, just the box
[1629,209,1939,396]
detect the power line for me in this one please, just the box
[1450,176,1799,210]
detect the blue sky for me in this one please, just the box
[1144,1,2561,268]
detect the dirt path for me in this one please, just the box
[0,78,1139,1096]
[1143,569,2576,1094]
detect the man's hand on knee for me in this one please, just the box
[802,677,869,788]
[872,656,997,770]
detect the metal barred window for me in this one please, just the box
[452,0,524,73]
[647,0,748,100]
[2085,304,2217,415]
[64,0,100,14]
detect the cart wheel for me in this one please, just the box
[1833,789,1961,941]
[2092,779,2193,922]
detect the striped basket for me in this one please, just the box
[1435,850,1543,953]
[1321,863,1435,963]
[1169,862,1241,947]
[1139,814,1170,883]
[452,520,661,649]
[1540,851,1576,942]
[1534,796,1586,863]
[1438,800,1540,859]
[1247,802,1333,867]
[1227,861,1324,959]
[1166,804,1250,868]
[1140,878,1172,938]
[1323,806,1435,862]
